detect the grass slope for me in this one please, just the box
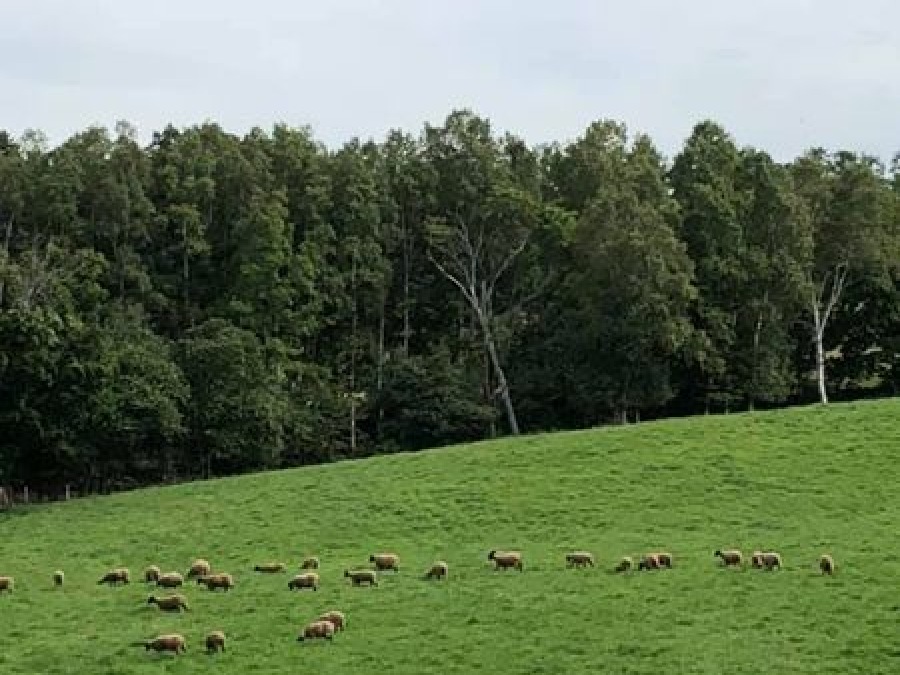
[1,399,900,674]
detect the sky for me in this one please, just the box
[2,0,898,162]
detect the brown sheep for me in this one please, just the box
[369,553,400,572]
[198,573,234,592]
[565,551,595,568]
[288,573,319,591]
[254,562,286,573]
[0,576,14,593]
[157,572,184,588]
[53,570,64,587]
[319,610,345,631]
[186,559,211,579]
[205,631,226,654]
[715,549,743,567]
[141,634,186,655]
[614,557,633,573]
[147,594,189,612]
[819,554,835,575]
[424,561,449,580]
[750,551,764,568]
[344,569,378,586]
[637,554,660,571]
[761,551,782,570]
[301,556,320,570]
[144,565,161,583]
[297,620,335,642]
[98,568,130,586]
[488,550,524,571]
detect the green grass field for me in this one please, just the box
[1,399,899,674]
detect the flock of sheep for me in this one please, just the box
[0,547,836,658]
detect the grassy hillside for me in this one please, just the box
[1,399,899,674]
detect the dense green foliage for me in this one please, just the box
[0,399,898,674]
[0,114,897,493]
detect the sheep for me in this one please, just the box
[198,572,234,592]
[254,562,286,573]
[53,570,64,587]
[369,553,400,572]
[98,568,130,586]
[424,561,449,580]
[288,572,319,591]
[186,559,211,579]
[761,551,782,571]
[750,551,764,569]
[565,551,595,568]
[319,610,345,632]
[205,630,226,654]
[715,549,743,567]
[147,594,189,612]
[156,572,184,588]
[0,576,14,593]
[141,634,186,655]
[614,557,633,573]
[301,556,320,570]
[344,569,378,586]
[653,551,674,568]
[297,620,335,642]
[488,550,524,571]
[819,554,835,575]
[637,554,660,571]
[144,565,161,583]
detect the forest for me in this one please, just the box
[0,110,898,498]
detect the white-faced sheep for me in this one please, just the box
[715,549,743,567]
[0,576,13,593]
[186,559,211,579]
[301,556,320,570]
[141,634,186,655]
[424,561,449,580]
[344,569,378,586]
[614,557,633,573]
[319,610,345,631]
[297,620,335,642]
[156,572,184,588]
[254,562,286,573]
[288,573,319,591]
[637,554,661,571]
[760,551,782,570]
[147,594,189,612]
[565,551,595,568]
[819,554,835,575]
[53,570,64,587]
[144,565,161,583]
[488,550,524,571]
[98,568,130,586]
[369,553,399,572]
[205,631,226,654]
[750,551,764,569]
[199,572,234,592]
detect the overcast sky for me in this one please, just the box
[2,0,898,161]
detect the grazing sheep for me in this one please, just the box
[637,554,660,571]
[369,553,400,572]
[488,550,524,571]
[98,568,130,586]
[819,554,835,575]
[147,594,189,612]
[653,552,674,568]
[157,572,184,588]
[254,562,286,573]
[344,569,378,586]
[199,573,234,592]
[297,620,335,642]
[761,552,782,571]
[614,557,633,573]
[715,549,743,567]
[319,610,345,631]
[424,561,449,580]
[0,576,14,593]
[205,631,226,654]
[141,634,186,655]
[288,573,319,591]
[53,570,64,587]
[750,551,764,569]
[144,566,161,583]
[301,556,320,570]
[186,559,211,579]
[565,551,595,568]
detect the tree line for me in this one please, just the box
[1,111,897,498]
